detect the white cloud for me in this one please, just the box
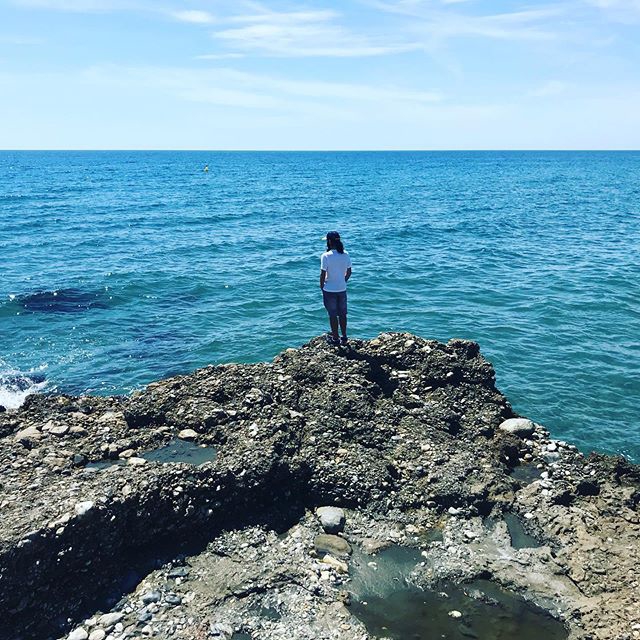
[211,8,421,57]
[78,64,443,112]
[171,10,216,25]
[369,1,563,41]
[195,53,246,60]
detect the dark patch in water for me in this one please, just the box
[510,464,542,484]
[503,513,542,550]
[86,439,217,470]
[348,547,566,640]
[19,288,108,313]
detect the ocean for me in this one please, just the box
[0,151,638,462]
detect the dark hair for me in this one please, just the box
[326,233,345,254]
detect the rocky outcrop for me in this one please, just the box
[0,334,638,640]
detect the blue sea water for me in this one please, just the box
[0,151,639,463]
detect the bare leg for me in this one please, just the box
[338,314,347,338]
[329,316,339,340]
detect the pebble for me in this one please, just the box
[178,429,198,440]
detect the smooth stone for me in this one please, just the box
[178,429,198,441]
[498,418,535,438]
[164,594,182,605]
[14,426,42,444]
[316,506,346,534]
[88,630,106,640]
[74,501,94,517]
[50,425,70,436]
[97,612,123,629]
[321,553,349,573]
[314,534,352,558]
[448,610,462,618]
[141,590,161,604]
[127,457,147,466]
[68,628,88,640]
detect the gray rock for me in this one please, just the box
[68,628,88,640]
[209,622,233,639]
[141,590,161,604]
[14,426,42,444]
[97,612,123,630]
[314,534,352,558]
[178,428,198,440]
[74,501,94,517]
[498,418,535,438]
[50,425,70,436]
[88,630,106,640]
[164,593,182,606]
[316,506,346,534]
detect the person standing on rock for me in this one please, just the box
[320,231,352,346]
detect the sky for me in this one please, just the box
[0,0,639,149]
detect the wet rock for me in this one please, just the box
[0,333,637,640]
[499,418,535,437]
[316,506,346,534]
[314,534,352,558]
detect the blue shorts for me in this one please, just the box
[322,290,347,318]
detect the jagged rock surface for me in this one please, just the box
[0,334,638,640]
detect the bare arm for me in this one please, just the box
[320,270,326,290]
[345,267,352,282]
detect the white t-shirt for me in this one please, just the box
[320,250,352,293]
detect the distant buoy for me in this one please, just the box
[204,164,209,173]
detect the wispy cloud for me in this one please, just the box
[211,7,421,57]
[81,64,443,112]
[369,1,563,41]
[170,10,216,25]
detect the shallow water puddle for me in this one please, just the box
[86,439,216,470]
[510,464,542,484]
[348,547,567,640]
[503,513,542,549]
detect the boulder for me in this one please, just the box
[316,506,346,534]
[498,418,535,438]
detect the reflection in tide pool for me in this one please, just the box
[348,546,567,640]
